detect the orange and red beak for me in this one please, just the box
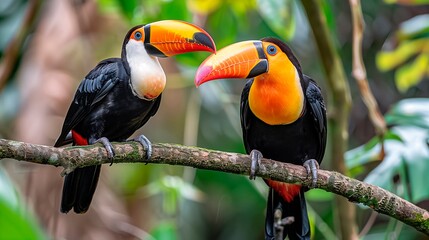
[142,20,216,57]
[195,40,268,86]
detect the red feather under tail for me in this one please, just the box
[71,130,88,145]
[265,180,301,202]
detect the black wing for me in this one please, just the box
[240,79,254,154]
[304,75,327,163]
[54,58,124,147]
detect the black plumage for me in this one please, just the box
[194,37,327,239]
[241,75,326,239]
[55,57,161,213]
[240,76,326,165]
[239,39,327,240]
[54,21,216,213]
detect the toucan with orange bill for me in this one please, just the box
[55,20,216,214]
[195,38,326,240]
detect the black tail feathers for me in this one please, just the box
[61,165,101,213]
[265,188,310,240]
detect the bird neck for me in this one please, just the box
[248,65,304,125]
[125,40,166,100]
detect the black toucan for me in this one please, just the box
[55,20,216,214]
[195,38,326,240]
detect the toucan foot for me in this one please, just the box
[95,137,115,165]
[303,158,319,188]
[133,135,152,161]
[249,149,263,180]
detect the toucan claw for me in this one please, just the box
[249,149,263,180]
[95,137,115,165]
[303,159,319,188]
[133,135,152,161]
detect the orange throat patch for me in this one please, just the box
[248,68,304,125]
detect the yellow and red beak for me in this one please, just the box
[142,20,216,57]
[195,40,268,86]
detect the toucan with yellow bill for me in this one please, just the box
[195,38,326,240]
[55,20,216,214]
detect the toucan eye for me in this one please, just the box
[134,31,142,40]
[267,45,277,55]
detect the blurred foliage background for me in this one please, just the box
[0,0,428,239]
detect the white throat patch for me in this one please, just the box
[126,39,166,100]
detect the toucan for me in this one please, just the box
[54,20,216,214]
[195,38,326,240]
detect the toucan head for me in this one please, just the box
[122,20,216,101]
[195,37,306,125]
[123,20,216,59]
[194,37,301,86]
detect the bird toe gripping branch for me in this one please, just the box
[132,134,152,161]
[303,159,320,188]
[249,149,263,180]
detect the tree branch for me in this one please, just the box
[1,138,428,235]
[349,0,387,137]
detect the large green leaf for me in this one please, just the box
[345,130,402,177]
[0,167,45,239]
[364,126,429,203]
[346,98,429,204]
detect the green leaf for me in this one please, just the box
[256,0,296,40]
[347,98,429,204]
[115,0,138,21]
[376,14,429,91]
[376,39,427,71]
[345,135,383,173]
[364,126,429,203]
[321,0,337,33]
[207,5,238,48]
[395,53,429,92]
[150,221,178,240]
[158,0,191,22]
[385,98,429,129]
[0,201,45,240]
[0,168,45,240]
